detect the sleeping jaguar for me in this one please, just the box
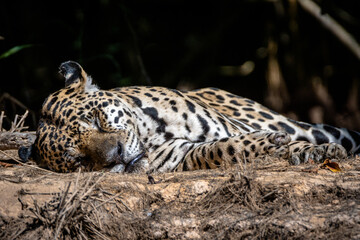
[18,61,360,173]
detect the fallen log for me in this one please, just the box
[0,158,359,239]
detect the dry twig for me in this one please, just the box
[298,0,360,60]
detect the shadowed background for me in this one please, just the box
[0,0,359,131]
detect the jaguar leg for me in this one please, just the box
[176,131,290,171]
[288,141,347,165]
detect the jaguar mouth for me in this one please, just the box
[125,151,146,172]
[106,151,146,172]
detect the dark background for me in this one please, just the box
[1,0,360,131]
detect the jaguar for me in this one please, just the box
[18,61,360,173]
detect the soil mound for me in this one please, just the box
[1,157,359,239]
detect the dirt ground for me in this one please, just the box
[0,156,359,240]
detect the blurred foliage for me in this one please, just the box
[0,0,359,130]
[0,44,34,59]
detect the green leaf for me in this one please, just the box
[0,44,34,59]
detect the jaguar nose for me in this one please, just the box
[109,142,124,165]
[117,142,124,161]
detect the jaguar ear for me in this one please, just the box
[18,145,34,163]
[59,61,88,87]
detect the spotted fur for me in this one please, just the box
[19,61,359,173]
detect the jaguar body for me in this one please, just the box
[19,61,359,173]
